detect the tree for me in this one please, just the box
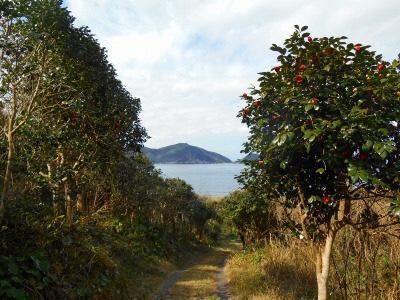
[0,0,74,218]
[222,190,278,246]
[0,0,146,223]
[239,25,400,299]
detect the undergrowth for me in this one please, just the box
[0,198,211,299]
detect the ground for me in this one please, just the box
[152,238,240,299]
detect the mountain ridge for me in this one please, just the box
[142,143,232,164]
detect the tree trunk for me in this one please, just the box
[76,193,85,213]
[65,182,74,226]
[315,231,336,300]
[52,185,60,215]
[0,132,14,220]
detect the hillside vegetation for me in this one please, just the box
[142,143,232,164]
[0,2,220,299]
[0,1,399,299]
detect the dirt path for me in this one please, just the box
[153,239,239,299]
[216,256,230,300]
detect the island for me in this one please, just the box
[142,143,232,164]
[237,153,259,162]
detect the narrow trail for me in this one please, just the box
[216,256,230,300]
[153,239,240,300]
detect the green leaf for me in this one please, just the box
[316,168,325,174]
[390,196,400,217]
[331,120,341,128]
[362,140,373,151]
[305,104,314,112]
[31,255,49,273]
[301,25,308,31]
[280,159,289,169]
[347,164,370,183]
[378,128,389,136]
[308,195,321,203]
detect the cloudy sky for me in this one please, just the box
[65,0,400,160]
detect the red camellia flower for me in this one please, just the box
[354,44,362,52]
[295,75,304,84]
[254,100,262,108]
[322,196,331,204]
[377,63,384,71]
[299,64,306,71]
[274,66,281,73]
[242,93,248,98]
[114,122,120,129]
[307,36,313,43]
[309,98,318,105]
[360,152,368,160]
[257,160,264,167]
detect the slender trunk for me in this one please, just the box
[76,193,85,213]
[315,231,336,300]
[65,181,74,226]
[0,84,19,221]
[52,185,60,215]
[92,187,99,212]
[0,132,14,219]
[171,218,176,234]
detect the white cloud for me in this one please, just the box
[66,0,400,159]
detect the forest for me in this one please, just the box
[0,1,399,300]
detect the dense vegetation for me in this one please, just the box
[0,1,218,299]
[143,143,232,164]
[226,25,400,299]
[1,1,399,299]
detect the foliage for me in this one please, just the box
[0,1,218,298]
[238,25,400,298]
[221,190,278,245]
[239,25,400,239]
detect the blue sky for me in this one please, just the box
[64,0,400,160]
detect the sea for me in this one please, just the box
[154,163,244,197]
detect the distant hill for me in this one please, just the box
[142,143,232,164]
[237,153,259,162]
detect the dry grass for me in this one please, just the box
[225,242,316,300]
[225,227,400,300]
[330,227,400,299]
[163,239,240,299]
[199,195,225,203]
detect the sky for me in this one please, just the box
[64,0,400,160]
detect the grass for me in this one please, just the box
[225,242,316,300]
[225,227,400,300]
[0,201,213,299]
[159,238,240,299]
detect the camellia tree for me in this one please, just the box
[239,25,400,299]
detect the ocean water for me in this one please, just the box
[155,163,244,197]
